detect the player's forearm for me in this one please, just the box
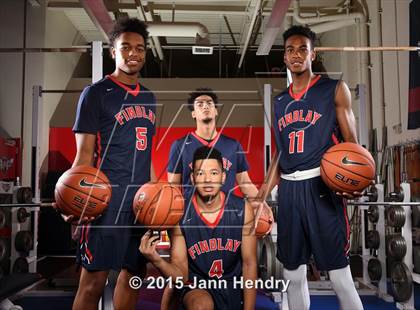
[153,259,188,282]
[72,154,94,167]
[239,183,259,200]
[242,261,257,310]
[257,152,280,201]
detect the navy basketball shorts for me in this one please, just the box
[276,176,350,271]
[181,280,243,310]
[76,208,148,276]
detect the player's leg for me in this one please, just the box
[73,268,108,310]
[183,289,214,310]
[161,285,181,310]
[73,217,112,310]
[113,268,145,310]
[309,177,363,310]
[276,179,311,310]
[329,266,363,310]
[114,213,148,310]
[283,265,310,310]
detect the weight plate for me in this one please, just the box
[387,235,407,260]
[16,187,32,204]
[390,262,413,302]
[259,237,282,282]
[16,208,29,223]
[387,206,406,228]
[0,209,6,228]
[368,205,379,223]
[12,257,29,274]
[15,231,33,252]
[367,258,382,282]
[366,230,380,249]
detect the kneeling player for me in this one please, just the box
[140,146,257,310]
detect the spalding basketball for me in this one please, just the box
[54,165,111,218]
[255,204,274,238]
[133,182,184,230]
[321,142,375,193]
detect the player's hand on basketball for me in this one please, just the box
[52,203,95,225]
[139,230,162,264]
[336,180,375,199]
[62,214,96,225]
[335,191,364,199]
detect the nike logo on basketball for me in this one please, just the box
[341,156,367,166]
[79,178,106,189]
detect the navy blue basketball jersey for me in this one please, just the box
[273,76,342,174]
[180,193,245,281]
[73,75,156,211]
[168,132,249,198]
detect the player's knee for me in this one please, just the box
[189,300,213,310]
[328,266,355,291]
[186,297,214,310]
[284,265,307,284]
[79,281,104,302]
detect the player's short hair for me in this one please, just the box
[283,25,316,49]
[109,18,149,47]
[187,88,219,111]
[192,146,224,171]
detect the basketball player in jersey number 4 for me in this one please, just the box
[140,146,257,310]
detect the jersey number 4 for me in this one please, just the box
[135,127,148,151]
[288,130,305,154]
[208,259,224,279]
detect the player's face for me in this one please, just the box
[283,35,315,75]
[191,95,218,124]
[191,159,225,200]
[111,32,146,75]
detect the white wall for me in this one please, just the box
[319,24,370,146]
[0,0,82,186]
[0,0,45,187]
[32,9,82,186]
[319,0,419,149]
[0,0,25,139]
[379,0,420,145]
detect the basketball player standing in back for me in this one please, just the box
[56,18,156,310]
[261,25,364,310]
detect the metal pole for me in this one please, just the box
[92,41,103,83]
[31,86,42,203]
[357,84,369,147]
[264,84,272,175]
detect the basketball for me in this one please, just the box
[133,182,185,230]
[255,204,274,238]
[320,142,375,194]
[54,165,112,218]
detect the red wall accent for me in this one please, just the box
[49,127,265,186]
[0,137,21,181]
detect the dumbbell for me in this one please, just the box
[386,188,404,202]
[365,185,378,202]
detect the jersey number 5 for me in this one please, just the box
[135,127,147,151]
[288,130,305,154]
[208,259,224,279]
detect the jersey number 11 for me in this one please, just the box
[288,130,305,154]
